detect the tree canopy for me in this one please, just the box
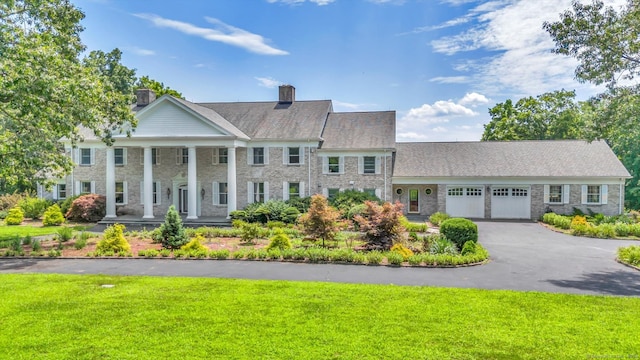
[135,76,184,99]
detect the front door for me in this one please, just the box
[409,189,419,213]
[179,186,188,214]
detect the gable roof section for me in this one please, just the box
[198,100,332,140]
[394,140,631,178]
[132,96,249,139]
[321,111,396,150]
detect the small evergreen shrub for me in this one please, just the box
[158,205,189,249]
[159,249,171,257]
[617,245,640,267]
[240,222,262,243]
[96,224,131,254]
[615,223,632,237]
[266,229,292,251]
[328,248,356,262]
[22,235,32,246]
[429,212,450,226]
[181,234,207,252]
[440,218,478,250]
[330,189,380,213]
[266,221,286,229]
[390,243,414,260]
[74,237,87,250]
[57,227,74,242]
[596,223,616,239]
[4,207,24,225]
[19,197,49,220]
[43,204,65,226]
[386,251,405,266]
[267,249,281,260]
[232,250,246,259]
[65,194,106,222]
[461,241,477,256]
[32,239,42,252]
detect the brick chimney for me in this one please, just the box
[136,89,156,107]
[278,85,295,103]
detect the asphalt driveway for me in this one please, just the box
[1,222,639,296]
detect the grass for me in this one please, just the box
[0,224,63,241]
[0,274,639,359]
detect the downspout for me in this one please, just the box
[620,179,624,214]
[307,139,311,196]
[384,149,388,201]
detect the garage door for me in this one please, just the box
[446,186,485,218]
[491,187,531,219]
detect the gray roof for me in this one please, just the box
[394,140,631,178]
[170,97,249,139]
[321,111,396,150]
[198,100,332,140]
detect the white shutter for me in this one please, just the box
[375,189,382,199]
[322,188,328,197]
[52,185,58,200]
[140,181,144,204]
[156,149,161,165]
[212,182,219,205]
[339,156,344,174]
[247,148,253,165]
[300,181,306,197]
[300,147,305,165]
[563,185,570,204]
[248,181,254,204]
[375,156,381,174]
[543,185,550,203]
[75,181,80,195]
[601,184,608,204]
[176,148,181,165]
[90,181,95,194]
[122,181,128,205]
[283,181,289,201]
[581,185,588,204]
[139,148,144,165]
[264,147,269,165]
[264,181,269,201]
[322,156,329,174]
[90,149,95,165]
[156,181,161,205]
[122,148,128,165]
[283,147,288,165]
[212,148,219,165]
[358,157,364,174]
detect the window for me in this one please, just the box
[114,148,125,166]
[288,182,300,199]
[587,185,601,204]
[328,156,340,173]
[363,156,376,174]
[254,182,265,203]
[467,188,483,197]
[364,188,376,197]
[140,148,159,165]
[492,188,509,197]
[177,148,189,164]
[140,181,161,205]
[511,188,527,197]
[152,182,159,204]
[328,188,339,200]
[80,148,92,165]
[448,187,463,197]
[549,185,562,203]
[57,184,67,200]
[253,147,264,165]
[288,147,300,165]
[80,181,92,194]
[218,182,228,205]
[219,148,228,164]
[115,181,126,205]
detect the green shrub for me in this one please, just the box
[460,241,477,256]
[74,237,87,250]
[57,227,74,242]
[390,243,414,260]
[266,221,286,229]
[209,249,230,260]
[330,189,380,213]
[386,251,405,266]
[159,249,171,257]
[31,239,42,252]
[345,203,367,221]
[571,223,591,236]
[256,249,269,260]
[328,248,356,262]
[181,234,208,252]
[615,223,632,237]
[232,250,246,259]
[292,248,307,261]
[429,212,450,226]
[47,249,61,257]
[19,197,49,220]
[353,252,367,264]
[240,222,262,243]
[306,247,330,263]
[595,223,616,239]
[366,251,384,265]
[65,194,106,222]
[21,235,31,246]
[0,210,7,220]
[266,229,292,251]
[232,200,300,224]
[59,195,80,216]
[158,205,188,249]
[407,255,422,266]
[400,216,428,232]
[43,204,65,226]
[429,236,458,255]
[96,224,131,254]
[440,218,478,250]
[0,192,26,212]
[285,196,311,213]
[617,245,640,266]
[4,207,24,225]
[266,249,281,260]
[542,212,572,230]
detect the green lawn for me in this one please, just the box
[0,224,62,240]
[0,274,638,359]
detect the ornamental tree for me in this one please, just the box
[298,194,341,247]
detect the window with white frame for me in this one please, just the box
[114,148,126,166]
[212,182,227,205]
[115,181,127,205]
[253,147,265,165]
[328,188,339,200]
[219,148,228,164]
[254,182,265,203]
[139,148,159,165]
[328,156,340,174]
[80,148,92,165]
[448,187,464,197]
[364,188,376,197]
[288,147,300,165]
[363,156,376,174]
[80,181,92,194]
[288,182,300,199]
[176,148,189,164]
[587,185,601,203]
[140,181,161,205]
[57,184,67,200]
[549,185,563,203]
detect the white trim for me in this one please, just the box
[393,176,626,185]
[212,148,219,165]
[114,148,127,166]
[115,181,128,205]
[601,184,608,205]
[543,184,550,203]
[323,156,344,174]
[563,184,571,204]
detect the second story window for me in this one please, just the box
[253,147,264,165]
[114,148,125,166]
[80,148,92,166]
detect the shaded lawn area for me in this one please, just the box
[1,274,639,359]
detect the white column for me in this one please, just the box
[187,146,198,219]
[227,147,237,218]
[105,147,116,218]
[143,147,154,219]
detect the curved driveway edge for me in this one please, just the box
[1,222,639,296]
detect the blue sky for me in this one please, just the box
[74,0,625,142]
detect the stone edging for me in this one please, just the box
[616,258,640,271]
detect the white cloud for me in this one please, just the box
[134,13,289,56]
[255,76,281,88]
[333,100,379,111]
[404,100,476,123]
[459,92,489,106]
[429,0,628,96]
[429,76,469,84]
[267,0,335,5]
[129,46,155,56]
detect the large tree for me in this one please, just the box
[0,0,135,189]
[482,90,585,141]
[135,75,184,99]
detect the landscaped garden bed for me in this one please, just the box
[541,211,640,240]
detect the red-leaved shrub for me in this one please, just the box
[65,194,106,222]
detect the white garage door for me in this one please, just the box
[491,187,531,219]
[446,186,485,218]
